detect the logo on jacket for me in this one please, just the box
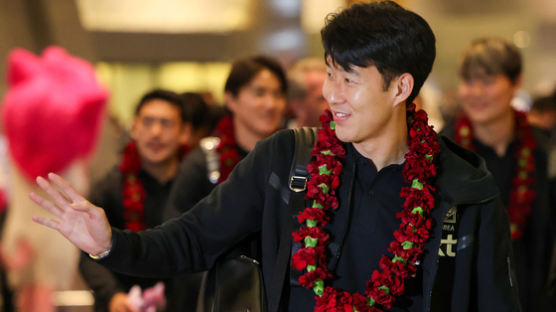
[439,207,458,257]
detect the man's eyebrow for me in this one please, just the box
[346,66,361,76]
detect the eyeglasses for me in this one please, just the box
[245,86,285,99]
[139,116,177,130]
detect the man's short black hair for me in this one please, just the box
[180,92,210,130]
[321,0,436,104]
[459,38,522,84]
[135,89,186,122]
[224,56,288,97]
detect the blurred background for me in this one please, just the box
[0,0,555,311]
[1,0,555,125]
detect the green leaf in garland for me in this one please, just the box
[392,255,407,264]
[352,306,359,312]
[319,183,330,194]
[378,285,390,294]
[411,206,424,217]
[312,201,323,209]
[313,280,324,296]
[304,236,318,247]
[306,219,318,228]
[321,150,333,156]
[518,159,527,167]
[368,297,376,307]
[330,121,336,130]
[425,154,433,162]
[318,164,332,175]
[521,148,530,157]
[402,240,414,250]
[411,179,423,190]
[307,265,316,272]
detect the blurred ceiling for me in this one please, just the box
[76,0,253,33]
[0,0,555,94]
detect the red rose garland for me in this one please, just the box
[454,110,536,239]
[214,115,242,184]
[120,141,190,232]
[292,104,440,312]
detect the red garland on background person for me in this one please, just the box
[120,141,191,232]
[214,115,242,184]
[292,104,440,312]
[454,110,536,240]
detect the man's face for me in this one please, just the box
[227,69,286,139]
[132,99,185,165]
[322,60,396,144]
[291,71,328,127]
[459,74,519,125]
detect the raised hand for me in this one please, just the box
[30,172,112,256]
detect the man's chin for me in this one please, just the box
[143,152,171,165]
[334,130,352,143]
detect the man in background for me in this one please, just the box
[286,57,328,128]
[79,89,192,312]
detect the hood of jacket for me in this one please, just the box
[435,135,499,206]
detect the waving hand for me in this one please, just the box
[30,173,112,256]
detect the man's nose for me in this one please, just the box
[150,121,163,135]
[323,80,342,106]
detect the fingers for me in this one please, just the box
[48,173,86,203]
[70,200,92,212]
[31,216,61,231]
[36,176,71,211]
[29,192,64,217]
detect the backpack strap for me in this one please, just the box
[268,127,317,312]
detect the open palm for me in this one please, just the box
[30,173,112,256]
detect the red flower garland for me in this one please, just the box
[120,141,190,232]
[454,110,536,239]
[214,115,242,184]
[292,104,440,312]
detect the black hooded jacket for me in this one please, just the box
[97,130,521,311]
[441,124,552,312]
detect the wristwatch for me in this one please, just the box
[88,242,112,260]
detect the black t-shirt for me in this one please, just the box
[473,139,516,207]
[289,144,423,311]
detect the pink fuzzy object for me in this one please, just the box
[1,46,108,181]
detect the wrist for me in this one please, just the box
[89,240,113,260]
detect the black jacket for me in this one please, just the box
[79,166,201,312]
[441,124,553,312]
[166,147,217,218]
[99,130,521,311]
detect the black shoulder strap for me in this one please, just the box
[289,127,318,192]
[268,127,317,312]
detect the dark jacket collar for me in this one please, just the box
[435,135,499,206]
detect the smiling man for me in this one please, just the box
[78,89,190,312]
[32,2,520,311]
[441,38,552,312]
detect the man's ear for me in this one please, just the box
[225,92,238,113]
[392,73,414,107]
[130,118,139,141]
[512,75,523,92]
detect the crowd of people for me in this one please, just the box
[0,1,555,311]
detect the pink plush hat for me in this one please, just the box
[1,46,108,181]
